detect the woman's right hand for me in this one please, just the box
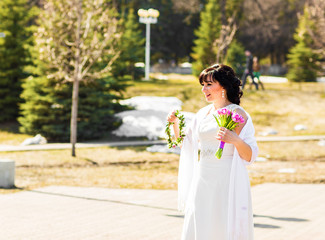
[167,110,178,123]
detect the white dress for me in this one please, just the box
[178,103,257,240]
[181,107,238,240]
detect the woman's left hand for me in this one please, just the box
[216,127,239,144]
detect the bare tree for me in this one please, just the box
[213,13,238,63]
[35,0,121,156]
[240,0,306,64]
[306,0,325,62]
[172,0,201,14]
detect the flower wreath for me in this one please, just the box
[165,110,186,148]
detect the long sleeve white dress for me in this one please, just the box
[178,104,258,240]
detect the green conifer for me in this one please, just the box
[286,6,319,82]
[225,39,246,77]
[19,0,125,143]
[112,8,145,80]
[191,0,221,75]
[0,0,35,122]
[19,76,124,142]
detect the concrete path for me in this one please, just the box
[0,183,324,240]
[0,135,324,152]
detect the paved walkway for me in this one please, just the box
[0,135,324,152]
[0,183,324,239]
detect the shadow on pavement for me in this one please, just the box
[28,189,178,212]
[254,223,281,229]
[166,214,184,218]
[254,214,308,222]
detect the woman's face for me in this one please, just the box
[201,77,223,102]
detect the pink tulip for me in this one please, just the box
[232,113,245,123]
[221,108,228,115]
[232,113,240,122]
[218,108,231,115]
[214,109,245,158]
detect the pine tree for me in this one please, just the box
[19,76,124,142]
[112,8,145,80]
[19,0,124,155]
[191,0,221,75]
[0,0,35,122]
[225,39,246,77]
[286,5,319,82]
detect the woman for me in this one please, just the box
[167,64,258,240]
[252,56,265,90]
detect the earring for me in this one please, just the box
[222,90,225,98]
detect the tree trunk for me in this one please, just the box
[220,0,227,26]
[71,0,82,157]
[220,0,227,58]
[70,79,79,157]
[216,51,220,64]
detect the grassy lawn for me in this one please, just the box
[0,142,324,194]
[0,147,179,194]
[128,74,325,136]
[1,74,325,193]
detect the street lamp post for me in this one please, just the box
[138,8,159,81]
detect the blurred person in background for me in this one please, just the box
[251,56,265,90]
[242,50,258,90]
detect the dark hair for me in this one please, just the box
[199,64,243,105]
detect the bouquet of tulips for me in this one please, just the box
[213,108,245,159]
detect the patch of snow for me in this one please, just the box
[120,96,182,112]
[256,157,267,162]
[113,96,195,140]
[316,77,325,82]
[259,76,288,83]
[21,134,47,146]
[113,110,167,140]
[146,145,181,154]
[294,124,307,131]
[278,168,296,173]
[258,129,278,136]
[318,140,325,147]
[156,75,169,80]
